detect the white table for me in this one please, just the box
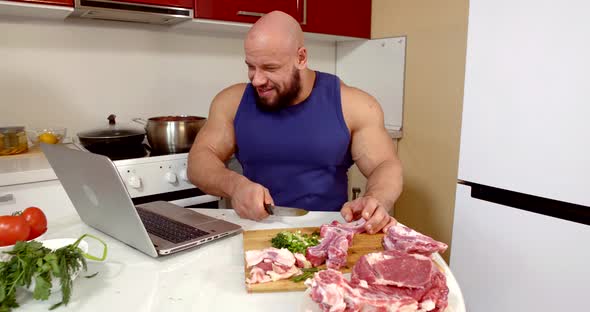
[16,209,465,312]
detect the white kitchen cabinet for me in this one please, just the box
[0,179,76,224]
[336,37,406,132]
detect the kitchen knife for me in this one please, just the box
[264,203,309,217]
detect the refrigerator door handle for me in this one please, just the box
[460,181,590,226]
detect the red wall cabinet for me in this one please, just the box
[113,0,193,9]
[7,0,73,6]
[196,0,304,24]
[6,0,194,8]
[195,0,371,39]
[302,0,371,39]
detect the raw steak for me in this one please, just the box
[382,224,448,256]
[353,266,449,312]
[351,250,433,288]
[307,251,449,312]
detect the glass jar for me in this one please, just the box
[0,126,29,156]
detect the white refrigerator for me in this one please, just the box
[450,0,590,311]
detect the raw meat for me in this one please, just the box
[245,247,296,268]
[382,224,448,256]
[351,250,433,288]
[322,219,367,235]
[306,251,449,312]
[306,269,356,312]
[245,247,301,284]
[247,267,271,284]
[295,252,313,268]
[326,234,351,269]
[306,269,420,312]
[356,266,449,312]
[307,219,366,269]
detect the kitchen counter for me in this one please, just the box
[16,209,465,312]
[0,146,57,186]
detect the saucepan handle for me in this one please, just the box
[131,118,148,126]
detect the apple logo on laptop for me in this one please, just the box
[82,184,99,207]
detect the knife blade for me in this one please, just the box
[264,203,309,217]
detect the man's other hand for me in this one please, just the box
[340,196,397,234]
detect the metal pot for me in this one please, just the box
[133,115,206,155]
[77,114,147,159]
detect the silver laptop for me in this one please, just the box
[41,143,242,257]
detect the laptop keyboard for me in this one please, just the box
[136,208,209,244]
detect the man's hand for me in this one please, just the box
[230,179,273,221]
[340,196,397,234]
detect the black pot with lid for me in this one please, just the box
[77,114,147,160]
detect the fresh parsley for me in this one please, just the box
[0,234,107,311]
[270,230,321,254]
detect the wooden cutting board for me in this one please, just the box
[243,227,385,293]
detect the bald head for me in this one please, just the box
[245,11,304,55]
[243,11,310,111]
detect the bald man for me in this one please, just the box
[187,11,402,234]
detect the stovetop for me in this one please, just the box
[72,141,189,165]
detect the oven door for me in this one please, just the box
[131,188,220,208]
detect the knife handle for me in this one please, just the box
[264,203,274,215]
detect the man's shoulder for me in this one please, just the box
[339,81,384,130]
[211,83,248,117]
[340,82,381,112]
[215,83,248,103]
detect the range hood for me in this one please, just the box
[70,0,193,25]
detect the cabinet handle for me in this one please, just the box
[237,11,265,18]
[0,194,14,203]
[236,0,307,25]
[298,0,307,25]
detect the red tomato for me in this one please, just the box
[0,215,30,246]
[22,207,47,240]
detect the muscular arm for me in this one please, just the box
[187,84,248,198]
[352,99,403,212]
[341,84,403,232]
[187,84,273,221]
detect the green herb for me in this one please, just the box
[291,267,321,283]
[0,234,107,312]
[270,230,321,254]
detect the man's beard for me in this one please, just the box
[254,69,301,112]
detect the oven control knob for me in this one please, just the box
[178,170,188,182]
[127,176,142,189]
[165,172,177,184]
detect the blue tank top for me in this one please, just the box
[234,71,353,212]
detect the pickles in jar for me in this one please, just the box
[0,127,28,155]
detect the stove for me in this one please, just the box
[72,142,220,208]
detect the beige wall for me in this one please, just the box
[0,19,335,136]
[371,0,469,262]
